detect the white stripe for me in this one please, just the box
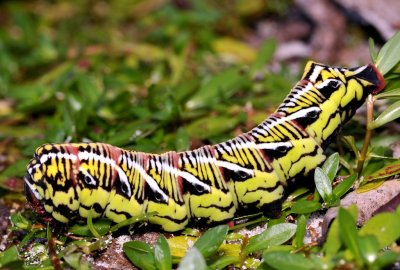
[40,152,77,164]
[216,160,254,176]
[24,178,41,200]
[308,65,324,82]
[116,166,132,197]
[315,78,342,90]
[257,141,292,150]
[126,157,169,202]
[178,170,211,192]
[264,107,321,129]
[287,82,313,102]
[352,65,367,75]
[78,151,115,167]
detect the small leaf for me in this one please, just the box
[321,153,339,182]
[10,213,31,230]
[368,38,377,63]
[291,200,321,214]
[178,247,206,270]
[293,215,306,249]
[332,174,357,199]
[357,235,379,265]
[357,179,385,193]
[0,246,23,268]
[87,210,101,238]
[185,115,240,140]
[175,127,190,151]
[263,251,315,270]
[251,39,276,72]
[324,219,341,256]
[359,212,400,248]
[376,32,400,75]
[69,219,111,237]
[314,167,333,202]
[370,100,400,129]
[167,235,197,258]
[154,236,172,270]
[338,208,361,261]
[375,87,400,99]
[193,224,228,258]
[342,136,359,159]
[185,68,246,110]
[213,37,257,63]
[374,251,400,269]
[110,212,155,232]
[207,255,240,270]
[123,241,156,270]
[64,252,91,270]
[366,158,400,181]
[244,223,297,254]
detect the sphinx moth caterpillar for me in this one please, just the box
[24,61,385,231]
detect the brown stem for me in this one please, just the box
[356,94,375,175]
[48,231,63,270]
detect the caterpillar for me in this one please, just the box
[24,61,385,232]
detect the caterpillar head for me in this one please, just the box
[277,61,385,147]
[24,144,80,222]
[24,143,123,223]
[303,61,385,119]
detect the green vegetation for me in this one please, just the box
[1,1,400,269]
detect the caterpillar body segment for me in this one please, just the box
[24,61,385,232]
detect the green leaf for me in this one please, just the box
[185,68,246,110]
[251,39,276,72]
[123,241,156,270]
[154,235,172,270]
[263,251,315,270]
[374,251,400,269]
[87,210,101,238]
[323,218,341,256]
[110,212,156,232]
[0,246,23,269]
[375,87,400,99]
[10,212,31,230]
[185,115,240,140]
[357,235,379,265]
[338,208,361,261]
[366,159,400,181]
[375,32,400,75]
[244,223,297,254]
[69,219,111,237]
[332,174,357,199]
[175,127,190,151]
[342,136,359,159]
[208,256,240,270]
[178,247,206,270]
[293,215,306,249]
[314,167,333,202]
[370,100,400,129]
[321,153,339,182]
[359,212,400,248]
[368,38,378,63]
[291,200,321,214]
[193,224,228,258]
[64,252,91,270]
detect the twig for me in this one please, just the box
[356,94,375,175]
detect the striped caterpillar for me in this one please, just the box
[24,61,385,232]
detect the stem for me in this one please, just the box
[47,224,62,270]
[356,94,375,175]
